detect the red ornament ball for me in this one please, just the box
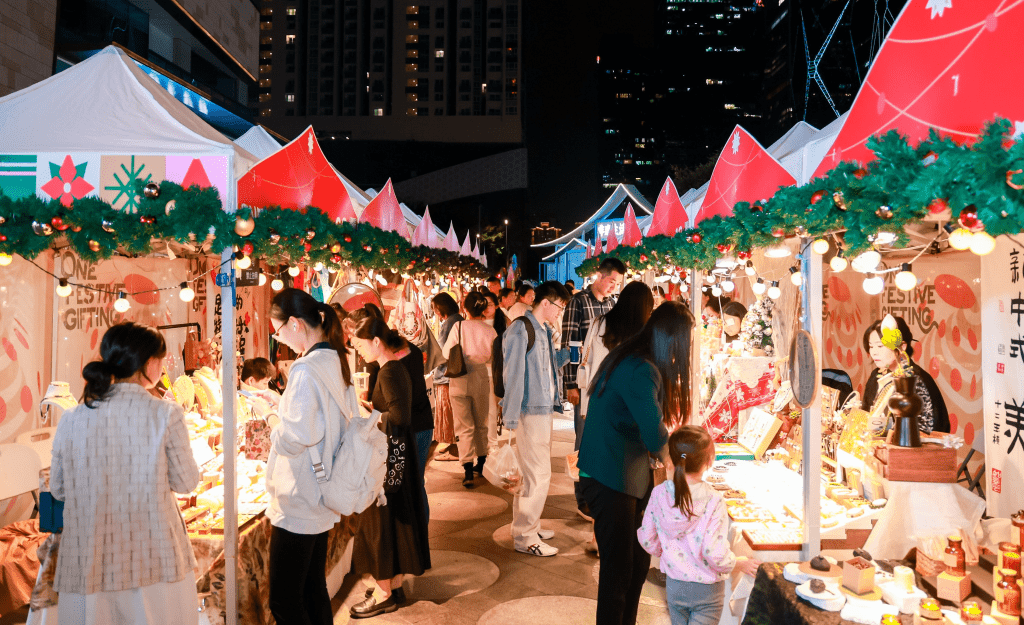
[810,190,826,205]
[364,245,373,252]
[0,234,6,242]
[51,216,70,231]
[241,242,254,255]
[852,168,868,180]
[737,250,752,261]
[691,233,702,244]
[140,215,155,225]
[344,236,352,243]
[771,227,785,238]
[303,242,311,252]
[959,207,979,230]
[716,244,730,254]
[331,254,342,264]
[749,203,764,213]
[640,254,648,263]
[928,197,949,214]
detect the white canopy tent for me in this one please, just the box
[234,125,284,161]
[0,45,257,625]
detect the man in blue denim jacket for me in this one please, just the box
[500,281,571,557]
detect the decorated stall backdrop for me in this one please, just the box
[52,251,196,398]
[0,256,49,448]
[979,236,1024,517]
[822,252,983,456]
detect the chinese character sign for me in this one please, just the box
[980,237,1024,517]
[204,267,267,367]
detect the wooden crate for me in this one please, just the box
[874,443,957,483]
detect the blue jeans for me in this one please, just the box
[415,428,434,525]
[665,579,725,625]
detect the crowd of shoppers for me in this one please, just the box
[48,258,767,625]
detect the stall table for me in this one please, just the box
[28,515,358,625]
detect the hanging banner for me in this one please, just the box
[0,254,50,445]
[979,237,1024,518]
[205,267,267,371]
[822,252,982,457]
[53,251,193,398]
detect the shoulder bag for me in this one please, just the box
[446,321,468,378]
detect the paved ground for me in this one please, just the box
[329,413,674,624]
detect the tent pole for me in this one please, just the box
[222,152,239,625]
[800,239,823,560]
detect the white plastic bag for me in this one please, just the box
[483,435,523,495]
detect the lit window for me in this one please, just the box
[259,78,271,87]
[481,84,487,92]
[407,108,418,115]
[435,50,444,58]
[724,103,737,110]
[407,78,418,87]
[408,21,418,29]
[408,49,419,58]
[260,109,271,117]
[286,94,295,102]
[406,5,419,14]
[259,94,271,102]
[405,63,418,72]
[286,34,296,44]
[286,7,296,15]
[373,108,383,116]
[406,35,419,43]
[407,93,419,102]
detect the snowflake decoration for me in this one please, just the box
[925,0,952,19]
[104,156,152,213]
[732,131,741,154]
[1013,120,1024,141]
[40,155,94,207]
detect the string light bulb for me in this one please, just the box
[258,271,267,286]
[812,238,829,255]
[0,253,12,266]
[767,281,782,300]
[178,282,195,302]
[752,278,766,295]
[863,275,885,295]
[830,250,848,272]
[721,280,735,293]
[789,266,803,287]
[705,273,717,284]
[236,254,251,270]
[744,260,756,276]
[271,278,284,291]
[969,231,996,256]
[55,278,72,298]
[287,266,301,277]
[894,263,917,291]
[114,291,131,313]
[948,227,973,251]
[852,250,881,273]
[313,262,324,272]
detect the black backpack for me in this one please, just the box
[491,317,535,398]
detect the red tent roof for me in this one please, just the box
[605,227,619,253]
[695,126,797,225]
[621,203,643,246]
[813,0,1024,178]
[360,179,408,238]
[646,177,688,237]
[237,126,355,222]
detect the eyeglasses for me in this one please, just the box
[271,318,285,340]
[550,301,566,312]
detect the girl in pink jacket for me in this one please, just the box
[637,426,760,625]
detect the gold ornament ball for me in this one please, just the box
[164,199,176,216]
[234,214,256,237]
[88,240,101,252]
[101,219,116,233]
[305,228,317,240]
[875,206,894,220]
[143,182,161,199]
[832,191,848,211]
[331,243,342,254]
[32,220,54,236]
[269,232,280,245]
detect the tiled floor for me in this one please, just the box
[329,413,672,624]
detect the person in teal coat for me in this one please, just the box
[578,302,697,625]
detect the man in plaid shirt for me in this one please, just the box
[562,257,625,520]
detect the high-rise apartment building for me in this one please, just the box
[260,0,522,144]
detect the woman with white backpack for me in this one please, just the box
[266,288,358,625]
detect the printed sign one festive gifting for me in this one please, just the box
[821,253,983,458]
[979,237,1024,518]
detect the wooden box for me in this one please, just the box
[874,443,957,483]
[936,571,972,602]
[842,557,876,595]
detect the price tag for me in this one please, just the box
[236,269,260,287]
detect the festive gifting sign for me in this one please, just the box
[52,250,194,398]
[695,126,797,225]
[822,253,982,457]
[980,237,1024,518]
[813,0,1024,178]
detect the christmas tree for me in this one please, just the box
[739,296,775,356]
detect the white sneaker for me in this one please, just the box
[516,542,558,557]
[538,529,555,540]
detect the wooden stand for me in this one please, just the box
[935,570,972,602]
[874,443,957,483]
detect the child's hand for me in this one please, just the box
[735,557,761,577]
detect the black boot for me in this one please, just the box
[462,462,477,488]
[474,455,486,477]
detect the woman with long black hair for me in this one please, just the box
[266,288,359,625]
[577,302,696,625]
[50,322,201,625]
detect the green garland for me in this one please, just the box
[578,118,1024,275]
[0,180,488,278]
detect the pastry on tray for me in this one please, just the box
[723,489,746,499]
